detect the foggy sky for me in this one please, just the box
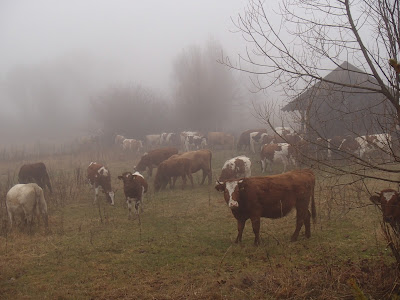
[0,0,249,92]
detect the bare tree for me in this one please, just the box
[223,0,400,184]
[172,39,239,132]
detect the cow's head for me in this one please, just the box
[118,172,134,185]
[370,189,400,224]
[215,179,244,209]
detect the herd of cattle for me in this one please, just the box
[3,127,399,245]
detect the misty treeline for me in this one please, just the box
[0,39,240,146]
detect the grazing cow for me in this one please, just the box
[18,162,52,193]
[237,129,268,151]
[215,169,316,245]
[250,132,274,153]
[219,156,251,181]
[145,134,161,149]
[154,156,193,191]
[370,189,400,229]
[134,147,179,177]
[118,171,148,219]
[260,143,295,173]
[175,149,212,185]
[207,132,235,150]
[87,162,115,205]
[6,183,48,230]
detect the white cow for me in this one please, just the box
[218,156,251,181]
[6,183,49,229]
[250,132,272,153]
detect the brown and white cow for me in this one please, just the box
[118,171,148,219]
[218,156,251,181]
[87,162,115,205]
[6,183,49,230]
[183,134,207,152]
[175,149,212,185]
[215,169,316,245]
[154,156,193,191]
[370,189,400,229]
[122,138,144,153]
[250,132,274,153]
[134,147,179,177]
[18,162,52,193]
[237,129,268,151]
[260,143,296,173]
[207,132,235,150]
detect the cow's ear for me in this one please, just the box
[370,194,381,205]
[215,181,225,192]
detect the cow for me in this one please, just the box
[218,156,251,181]
[207,132,235,150]
[355,133,392,161]
[145,134,161,149]
[6,183,48,230]
[122,138,143,153]
[260,143,296,173]
[118,171,148,219]
[250,132,274,153]
[87,162,115,205]
[175,149,212,185]
[134,147,179,177]
[183,134,207,151]
[370,189,400,230]
[18,162,52,193]
[215,169,316,245]
[160,133,181,147]
[237,129,268,151]
[154,156,193,191]
[115,134,125,146]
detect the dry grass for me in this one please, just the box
[0,147,399,299]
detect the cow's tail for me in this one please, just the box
[311,184,317,224]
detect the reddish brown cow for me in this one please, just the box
[219,156,251,181]
[118,171,148,219]
[215,169,316,245]
[134,147,179,177]
[154,156,193,191]
[176,149,212,185]
[18,162,52,193]
[87,162,115,205]
[370,189,400,229]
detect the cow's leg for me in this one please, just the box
[291,208,306,242]
[200,170,206,185]
[171,177,177,189]
[148,167,153,177]
[261,159,266,173]
[127,198,132,219]
[250,217,261,246]
[134,197,140,215]
[235,219,246,243]
[187,173,194,188]
[304,210,311,238]
[181,175,186,190]
[93,186,99,204]
[7,210,13,229]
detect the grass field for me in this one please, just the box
[0,147,398,299]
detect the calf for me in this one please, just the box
[134,147,179,177]
[215,169,316,245]
[219,156,251,181]
[18,162,52,193]
[87,162,115,205]
[6,183,48,230]
[370,189,400,230]
[118,171,148,219]
[154,156,193,191]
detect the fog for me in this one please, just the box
[0,0,281,146]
